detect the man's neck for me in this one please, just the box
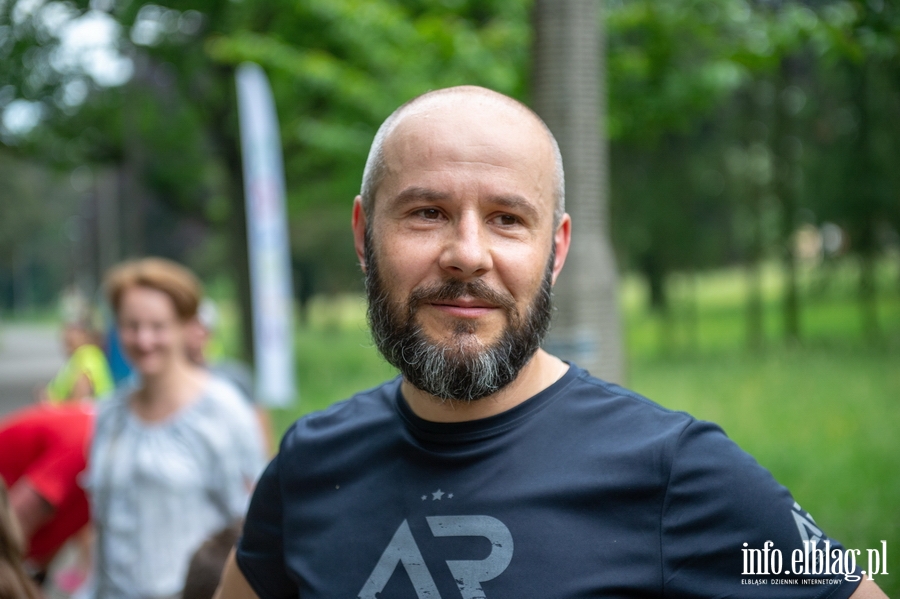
[400,349,570,423]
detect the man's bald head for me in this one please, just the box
[360,86,565,225]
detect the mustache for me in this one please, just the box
[406,278,517,315]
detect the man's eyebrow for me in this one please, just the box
[488,194,540,221]
[391,186,452,207]
[389,187,542,221]
[392,186,538,218]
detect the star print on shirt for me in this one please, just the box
[421,495,427,501]
[432,489,445,500]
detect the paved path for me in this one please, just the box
[0,322,65,417]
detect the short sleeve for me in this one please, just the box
[208,376,267,486]
[22,408,90,508]
[236,452,298,599]
[209,442,254,521]
[661,420,862,598]
[208,406,266,521]
[78,344,114,398]
[25,449,85,508]
[234,412,266,488]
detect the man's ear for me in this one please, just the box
[551,213,572,286]
[352,196,368,273]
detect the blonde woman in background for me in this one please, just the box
[82,258,266,599]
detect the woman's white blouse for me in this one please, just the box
[84,377,267,598]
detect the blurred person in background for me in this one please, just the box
[0,478,42,599]
[184,299,273,453]
[6,286,105,592]
[0,398,94,586]
[41,319,114,404]
[82,257,265,599]
[101,304,135,386]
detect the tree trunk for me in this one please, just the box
[737,87,765,351]
[686,269,699,353]
[95,167,121,274]
[121,54,150,261]
[746,264,764,351]
[859,251,880,342]
[746,187,764,352]
[774,57,801,344]
[849,60,881,343]
[532,0,625,383]
[641,252,667,313]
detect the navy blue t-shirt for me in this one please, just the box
[237,365,861,598]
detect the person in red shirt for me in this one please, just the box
[0,400,94,573]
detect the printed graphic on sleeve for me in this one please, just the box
[792,502,823,548]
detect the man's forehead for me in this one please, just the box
[378,93,556,193]
[385,90,546,144]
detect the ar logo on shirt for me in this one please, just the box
[358,515,513,599]
[792,501,824,546]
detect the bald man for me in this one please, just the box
[216,87,886,599]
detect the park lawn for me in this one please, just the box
[269,260,898,594]
[625,262,900,594]
[628,348,899,594]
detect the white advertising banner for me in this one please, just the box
[235,62,296,407]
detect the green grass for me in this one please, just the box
[628,347,899,593]
[258,256,899,594]
[621,259,900,594]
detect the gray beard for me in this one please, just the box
[365,229,554,402]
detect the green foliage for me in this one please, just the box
[3,0,898,313]
[0,0,535,296]
[608,0,747,142]
[606,0,900,330]
[204,0,531,290]
[0,152,80,310]
[2,0,899,356]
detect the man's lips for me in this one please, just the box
[427,298,500,318]
[408,280,517,318]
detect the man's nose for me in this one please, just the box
[438,212,492,278]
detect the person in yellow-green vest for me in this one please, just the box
[42,322,114,403]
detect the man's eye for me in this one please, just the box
[416,208,442,220]
[495,214,520,226]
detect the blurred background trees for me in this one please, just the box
[1,0,898,349]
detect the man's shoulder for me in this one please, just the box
[279,376,403,454]
[559,364,697,435]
